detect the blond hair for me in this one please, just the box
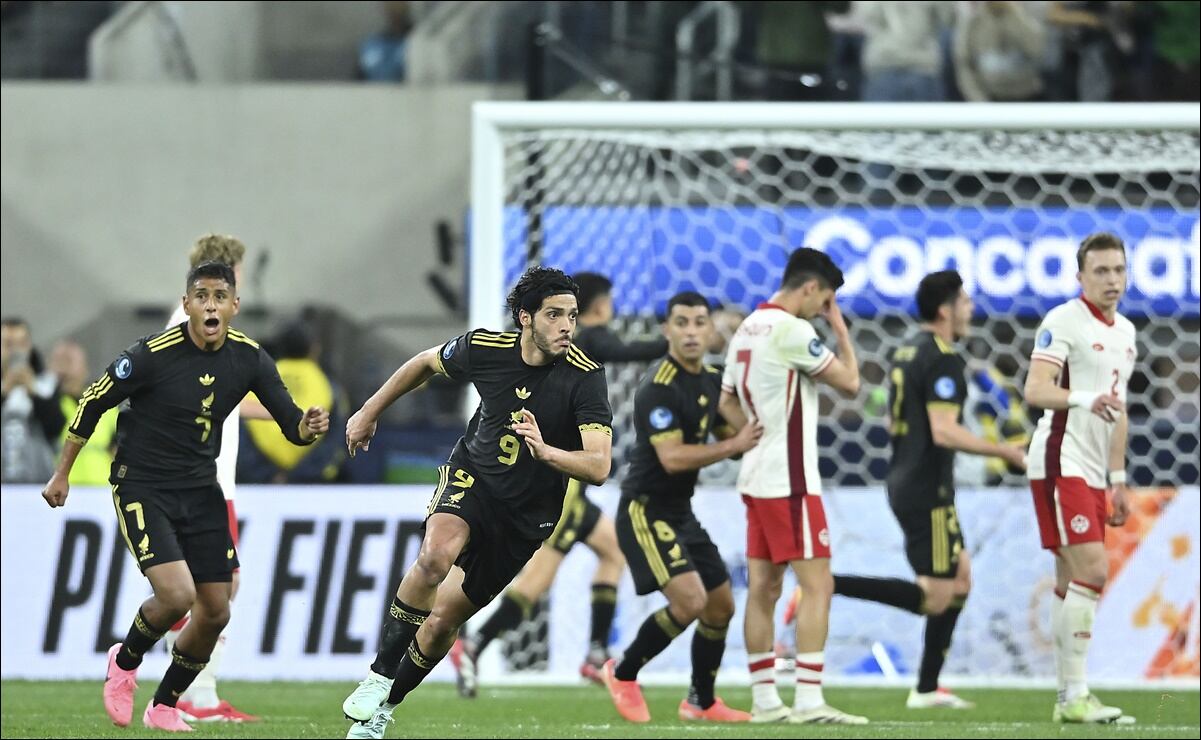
[189,233,246,269]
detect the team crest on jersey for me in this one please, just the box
[1070,514,1091,534]
[442,342,456,360]
[818,528,830,547]
[650,407,674,430]
[1037,330,1053,348]
[1092,343,1105,352]
[808,338,824,357]
[115,356,132,379]
[934,377,956,400]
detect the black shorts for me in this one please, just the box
[891,502,965,578]
[427,464,542,608]
[616,494,730,596]
[545,480,603,555]
[110,482,239,583]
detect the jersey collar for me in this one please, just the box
[756,302,787,312]
[1078,296,1116,327]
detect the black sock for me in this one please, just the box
[370,596,430,677]
[917,598,964,693]
[589,584,618,655]
[386,639,440,705]
[614,607,685,681]
[115,608,167,671]
[833,574,924,615]
[686,621,728,710]
[473,592,529,656]
[153,646,208,707]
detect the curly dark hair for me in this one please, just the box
[506,266,579,326]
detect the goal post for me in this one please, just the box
[466,101,1200,686]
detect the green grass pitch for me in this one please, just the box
[2,681,1197,738]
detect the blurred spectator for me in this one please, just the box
[239,322,345,483]
[954,1,1047,101]
[1,317,61,482]
[357,1,412,83]
[753,2,849,100]
[858,1,956,101]
[1045,1,1134,101]
[1148,0,1200,100]
[50,338,116,486]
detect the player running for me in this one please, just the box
[341,267,613,738]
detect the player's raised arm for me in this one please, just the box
[812,299,860,397]
[345,342,450,457]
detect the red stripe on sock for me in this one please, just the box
[796,661,823,672]
[749,658,775,672]
[797,678,822,685]
[1070,580,1103,594]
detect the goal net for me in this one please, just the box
[467,103,1200,685]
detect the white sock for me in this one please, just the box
[1060,581,1101,703]
[794,651,825,711]
[1050,588,1066,704]
[748,652,783,709]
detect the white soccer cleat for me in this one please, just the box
[750,703,791,723]
[342,671,393,722]
[789,704,869,725]
[1056,693,1123,724]
[906,687,975,709]
[346,705,393,739]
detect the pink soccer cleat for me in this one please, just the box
[103,643,138,727]
[177,699,261,722]
[602,658,650,723]
[143,700,194,732]
[678,697,752,722]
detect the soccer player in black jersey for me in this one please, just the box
[341,267,613,738]
[831,270,1025,710]
[453,272,653,694]
[599,292,763,724]
[40,261,329,732]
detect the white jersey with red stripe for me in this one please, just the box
[168,306,239,500]
[1026,297,1137,489]
[722,304,834,499]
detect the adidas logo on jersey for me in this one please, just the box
[199,374,215,386]
[515,387,531,399]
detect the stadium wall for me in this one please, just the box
[0,83,509,342]
[2,483,1196,687]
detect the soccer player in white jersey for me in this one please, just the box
[1025,233,1134,724]
[162,234,268,722]
[718,248,865,725]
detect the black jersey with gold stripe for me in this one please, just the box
[68,322,311,489]
[437,328,612,540]
[620,354,725,511]
[886,330,968,509]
